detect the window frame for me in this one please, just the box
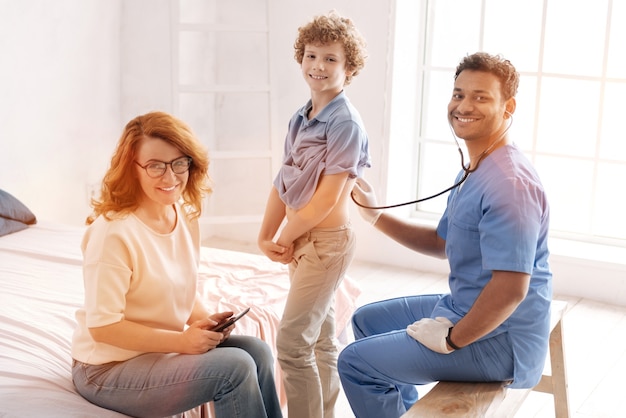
[388,0,626,249]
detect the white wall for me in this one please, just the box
[0,0,122,225]
[1,0,624,307]
[119,0,173,121]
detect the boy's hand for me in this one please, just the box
[275,242,294,264]
[259,240,293,264]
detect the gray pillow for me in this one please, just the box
[0,189,37,237]
[0,217,30,236]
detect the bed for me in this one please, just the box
[0,192,361,417]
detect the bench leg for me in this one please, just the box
[549,319,570,418]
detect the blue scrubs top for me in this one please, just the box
[434,143,552,388]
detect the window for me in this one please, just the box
[172,0,273,239]
[391,0,626,246]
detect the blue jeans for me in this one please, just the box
[72,335,282,418]
[337,295,514,418]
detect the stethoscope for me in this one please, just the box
[351,112,513,210]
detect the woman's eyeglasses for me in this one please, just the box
[135,156,192,178]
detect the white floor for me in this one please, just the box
[205,237,626,418]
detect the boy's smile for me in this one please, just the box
[301,42,351,98]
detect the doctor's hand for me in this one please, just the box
[352,178,382,225]
[406,317,455,354]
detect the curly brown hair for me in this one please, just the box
[454,52,520,100]
[87,111,212,225]
[293,10,368,86]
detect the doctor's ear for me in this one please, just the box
[504,98,516,118]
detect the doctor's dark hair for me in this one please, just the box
[293,10,368,86]
[455,52,520,100]
[87,111,212,225]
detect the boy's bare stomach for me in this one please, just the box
[311,177,356,229]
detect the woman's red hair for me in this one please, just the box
[87,111,211,224]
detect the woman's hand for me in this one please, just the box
[182,310,244,353]
[207,311,236,341]
[181,317,225,354]
[218,322,235,340]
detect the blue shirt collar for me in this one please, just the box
[298,90,346,123]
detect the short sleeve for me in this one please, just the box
[480,176,546,273]
[325,120,369,178]
[81,222,133,328]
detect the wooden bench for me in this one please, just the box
[402,300,570,418]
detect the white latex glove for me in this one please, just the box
[352,178,383,225]
[406,317,455,354]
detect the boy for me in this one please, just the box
[258,10,370,418]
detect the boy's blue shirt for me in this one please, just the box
[274,90,371,210]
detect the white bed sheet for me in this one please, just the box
[0,222,361,417]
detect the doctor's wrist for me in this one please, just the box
[445,327,463,351]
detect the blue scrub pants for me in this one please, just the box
[338,295,515,418]
[72,335,282,418]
